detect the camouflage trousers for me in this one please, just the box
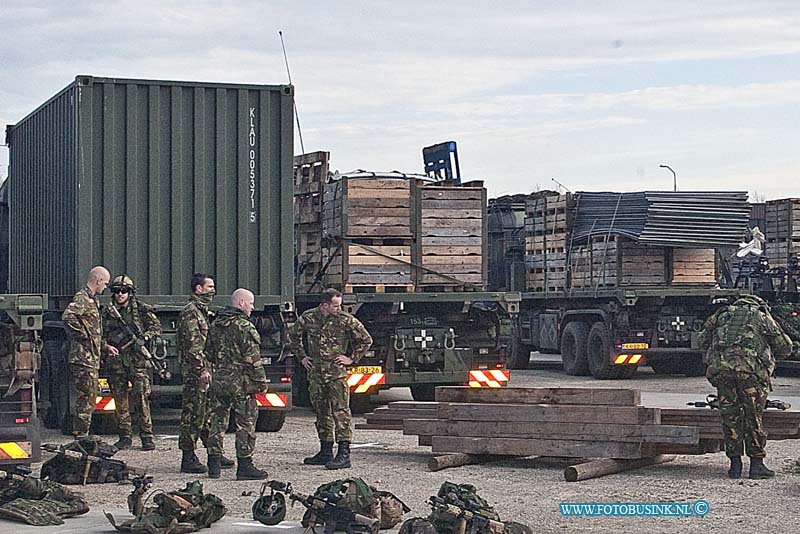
[69,364,98,436]
[308,373,352,442]
[107,363,153,439]
[178,377,208,451]
[710,371,768,458]
[206,387,257,459]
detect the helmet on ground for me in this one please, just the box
[253,491,287,526]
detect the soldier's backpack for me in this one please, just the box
[428,482,532,534]
[0,475,90,525]
[301,477,409,531]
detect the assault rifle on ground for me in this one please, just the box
[428,494,506,534]
[687,394,791,410]
[41,443,146,485]
[263,480,378,534]
[106,305,171,380]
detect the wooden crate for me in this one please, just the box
[765,198,800,241]
[523,193,576,291]
[416,185,486,287]
[323,178,413,239]
[765,239,800,268]
[322,243,414,289]
[671,248,716,285]
[620,240,666,286]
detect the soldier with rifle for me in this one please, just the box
[101,275,162,451]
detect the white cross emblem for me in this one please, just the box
[414,330,434,349]
[671,316,686,331]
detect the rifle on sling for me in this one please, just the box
[687,394,792,410]
[260,480,378,534]
[42,443,146,485]
[106,304,171,380]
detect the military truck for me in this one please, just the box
[0,294,45,469]
[4,76,296,433]
[292,152,515,406]
[490,191,751,378]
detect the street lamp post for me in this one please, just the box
[659,164,676,191]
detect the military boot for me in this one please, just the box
[325,441,351,470]
[199,429,209,448]
[236,457,269,480]
[141,436,156,451]
[114,436,133,450]
[304,441,334,465]
[220,455,235,469]
[749,457,775,479]
[181,450,208,474]
[207,455,222,479]
[728,456,742,479]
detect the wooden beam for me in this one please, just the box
[431,436,647,460]
[437,403,661,425]
[427,453,508,472]
[564,455,676,482]
[434,387,641,406]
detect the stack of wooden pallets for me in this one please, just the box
[322,176,414,293]
[416,184,487,290]
[524,194,574,292]
[294,152,329,293]
[765,198,800,269]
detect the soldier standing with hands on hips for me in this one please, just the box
[288,288,373,470]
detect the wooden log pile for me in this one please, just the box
[765,198,800,269]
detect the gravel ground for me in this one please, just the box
[32,364,800,533]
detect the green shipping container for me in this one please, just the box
[6,75,294,305]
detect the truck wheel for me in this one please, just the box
[255,411,286,432]
[41,340,68,429]
[292,366,311,408]
[410,384,437,401]
[561,322,590,376]
[507,328,532,370]
[586,322,618,380]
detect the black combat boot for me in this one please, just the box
[199,429,209,448]
[220,455,235,469]
[141,436,156,451]
[749,457,775,479]
[207,455,222,479]
[114,436,133,450]
[236,457,269,480]
[728,456,742,479]
[304,441,334,465]
[325,441,351,470]
[181,450,208,474]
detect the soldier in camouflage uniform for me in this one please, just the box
[700,294,793,479]
[62,266,118,438]
[205,288,270,480]
[288,288,373,470]
[101,275,162,451]
[770,303,800,360]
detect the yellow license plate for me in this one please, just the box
[350,366,382,374]
[622,343,649,350]
[98,378,109,388]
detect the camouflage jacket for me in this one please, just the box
[288,306,373,380]
[177,297,213,378]
[701,296,793,384]
[770,303,800,360]
[101,299,161,369]
[62,287,106,369]
[205,307,267,395]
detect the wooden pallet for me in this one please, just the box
[323,177,413,239]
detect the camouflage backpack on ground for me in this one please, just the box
[399,517,438,534]
[0,475,90,526]
[301,477,408,531]
[428,482,532,534]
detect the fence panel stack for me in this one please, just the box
[416,184,487,290]
[293,152,329,293]
[765,198,800,269]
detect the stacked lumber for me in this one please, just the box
[322,176,414,291]
[294,152,329,292]
[524,194,574,292]
[661,408,800,440]
[671,248,717,285]
[765,199,800,269]
[416,184,486,289]
[356,401,437,431]
[402,387,704,460]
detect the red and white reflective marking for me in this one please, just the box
[94,396,116,411]
[468,369,510,388]
[254,393,288,408]
[346,373,386,394]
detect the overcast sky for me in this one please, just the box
[2,1,799,200]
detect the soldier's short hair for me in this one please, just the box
[191,273,213,293]
[321,288,342,304]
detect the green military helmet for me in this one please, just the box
[110,274,136,294]
[398,517,438,534]
[735,294,768,308]
[252,491,287,526]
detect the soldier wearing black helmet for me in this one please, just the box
[101,275,162,451]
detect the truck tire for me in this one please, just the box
[507,327,532,370]
[560,322,590,376]
[586,322,619,380]
[292,366,311,408]
[410,384,437,402]
[41,340,67,429]
[255,411,286,432]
